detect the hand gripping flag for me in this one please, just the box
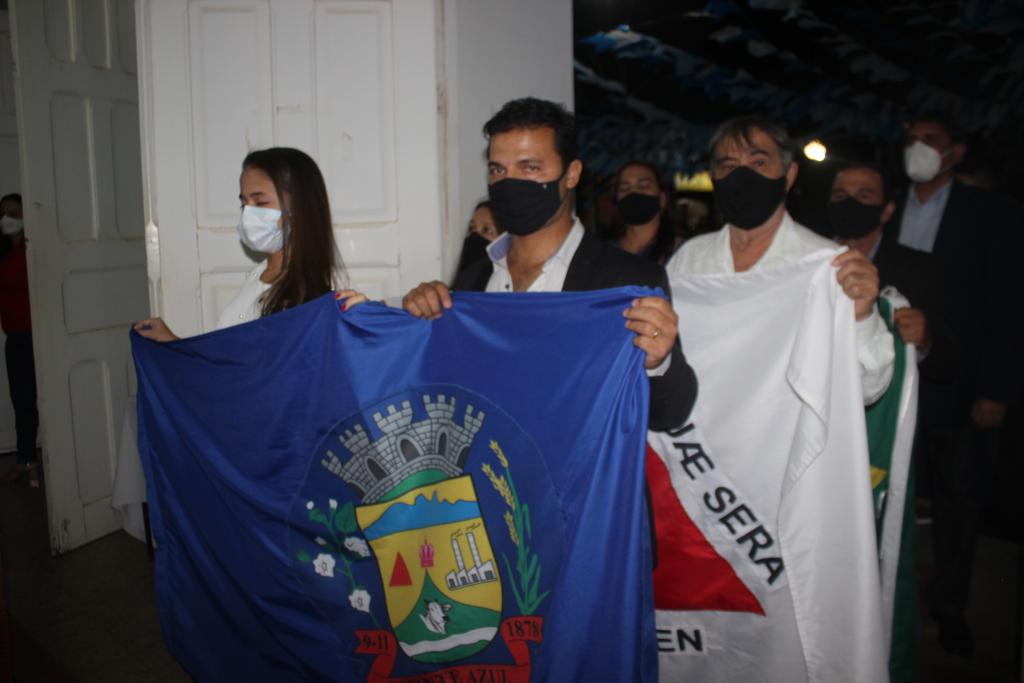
[132,290,657,682]
[647,251,888,682]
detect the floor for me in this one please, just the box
[0,451,1020,682]
[916,528,1022,683]
[0,453,187,682]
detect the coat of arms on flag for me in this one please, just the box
[133,290,658,681]
[288,385,557,681]
[356,475,502,662]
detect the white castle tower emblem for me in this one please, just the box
[321,394,485,503]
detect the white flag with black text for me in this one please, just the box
[648,251,888,683]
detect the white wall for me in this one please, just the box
[441,0,574,279]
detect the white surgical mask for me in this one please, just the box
[237,205,284,253]
[904,140,946,184]
[0,216,23,236]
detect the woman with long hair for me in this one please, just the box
[604,160,679,265]
[135,147,364,340]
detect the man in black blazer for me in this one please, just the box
[828,163,954,383]
[886,113,1021,655]
[403,98,697,432]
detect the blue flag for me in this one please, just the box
[132,289,656,682]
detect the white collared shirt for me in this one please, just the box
[484,217,670,377]
[668,212,894,404]
[898,179,952,254]
[215,261,349,331]
[485,219,585,293]
[216,261,271,330]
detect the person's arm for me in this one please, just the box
[335,289,368,310]
[834,249,895,404]
[856,310,896,404]
[648,342,697,430]
[910,257,957,383]
[402,281,453,320]
[133,318,179,342]
[638,269,697,431]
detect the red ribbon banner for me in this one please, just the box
[355,616,543,683]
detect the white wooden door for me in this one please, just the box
[137,0,443,335]
[10,0,147,552]
[0,9,22,453]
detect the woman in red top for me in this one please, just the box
[0,193,39,488]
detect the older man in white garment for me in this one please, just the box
[668,116,894,403]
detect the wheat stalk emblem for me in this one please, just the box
[482,440,549,615]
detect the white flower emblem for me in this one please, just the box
[305,501,314,510]
[344,537,370,558]
[349,589,371,613]
[329,498,338,510]
[312,553,336,578]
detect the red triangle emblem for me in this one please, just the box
[389,552,412,587]
[647,446,764,614]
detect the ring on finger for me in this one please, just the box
[651,327,661,339]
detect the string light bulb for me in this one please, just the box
[803,139,827,162]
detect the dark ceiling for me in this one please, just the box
[574,0,1024,192]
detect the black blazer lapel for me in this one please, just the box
[562,232,602,292]
[929,182,964,259]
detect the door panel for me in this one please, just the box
[62,266,149,333]
[111,100,145,238]
[188,2,273,228]
[115,0,136,74]
[50,93,99,241]
[81,0,111,69]
[12,0,146,551]
[315,1,397,223]
[139,0,443,333]
[42,0,74,63]
[68,358,117,501]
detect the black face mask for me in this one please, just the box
[616,192,661,225]
[827,197,885,239]
[488,172,566,236]
[712,166,787,230]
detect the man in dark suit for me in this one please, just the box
[829,161,955,682]
[402,97,697,431]
[886,113,1021,656]
[827,163,953,383]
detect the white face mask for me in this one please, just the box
[904,140,946,184]
[237,205,284,253]
[0,216,23,236]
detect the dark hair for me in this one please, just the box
[483,98,577,170]
[473,199,492,212]
[604,160,677,266]
[906,111,967,145]
[709,115,796,168]
[241,148,343,317]
[832,161,893,202]
[0,193,22,208]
